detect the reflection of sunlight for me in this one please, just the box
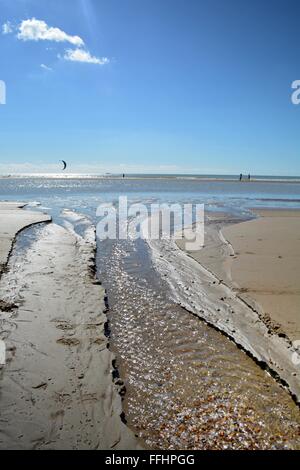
[0,80,6,105]
[79,0,95,36]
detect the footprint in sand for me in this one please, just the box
[32,382,48,390]
[55,323,75,331]
[56,337,80,346]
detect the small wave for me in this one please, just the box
[61,208,91,225]
[26,201,41,207]
[62,209,96,246]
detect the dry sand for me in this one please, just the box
[176,212,242,286]
[0,203,139,449]
[177,209,300,342]
[222,209,300,342]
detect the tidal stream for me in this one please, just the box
[97,237,300,450]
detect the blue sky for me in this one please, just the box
[0,0,299,175]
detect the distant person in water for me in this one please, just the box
[248,173,251,181]
[239,173,243,181]
[122,173,125,178]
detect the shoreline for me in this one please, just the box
[0,203,140,449]
[1,175,300,184]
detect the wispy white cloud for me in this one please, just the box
[40,63,52,71]
[17,18,84,46]
[2,21,13,34]
[2,18,109,68]
[62,48,109,65]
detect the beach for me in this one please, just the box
[2,0,300,458]
[1,177,300,449]
[0,203,139,450]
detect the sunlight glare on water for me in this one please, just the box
[98,237,300,450]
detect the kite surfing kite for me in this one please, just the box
[60,160,67,171]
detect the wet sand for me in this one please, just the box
[0,204,139,449]
[0,202,51,274]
